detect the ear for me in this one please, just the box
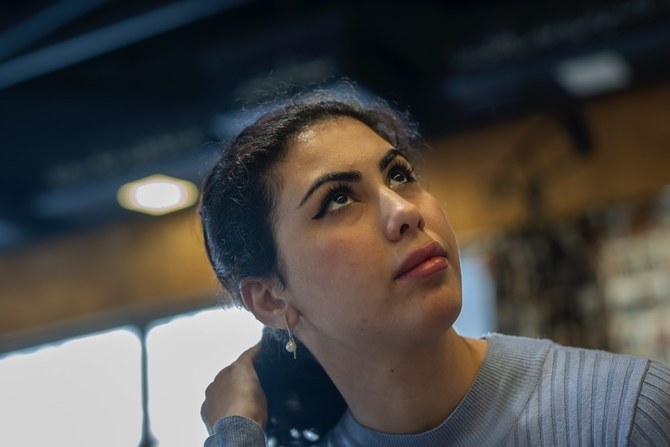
[239,277,289,329]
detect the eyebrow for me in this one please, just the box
[379,148,410,172]
[298,148,410,208]
[298,170,362,207]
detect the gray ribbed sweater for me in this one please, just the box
[206,334,670,446]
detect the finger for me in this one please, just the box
[237,343,261,362]
[200,401,213,434]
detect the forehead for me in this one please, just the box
[281,116,392,171]
[267,117,393,211]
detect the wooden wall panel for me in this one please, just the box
[425,82,670,238]
[0,211,220,340]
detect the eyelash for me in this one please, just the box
[314,183,353,219]
[387,160,417,185]
[312,160,417,220]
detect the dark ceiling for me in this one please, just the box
[1,0,670,250]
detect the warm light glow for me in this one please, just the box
[117,174,198,215]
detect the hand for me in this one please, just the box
[201,344,268,435]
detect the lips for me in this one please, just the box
[394,241,448,280]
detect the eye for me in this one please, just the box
[313,184,354,219]
[330,191,352,208]
[390,170,408,185]
[387,161,416,188]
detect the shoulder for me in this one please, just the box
[629,360,670,445]
[539,342,651,413]
[504,337,660,446]
[539,343,670,445]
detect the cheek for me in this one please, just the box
[423,195,454,236]
[305,233,376,278]
[283,228,384,295]
[423,197,461,270]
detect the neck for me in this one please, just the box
[314,328,487,434]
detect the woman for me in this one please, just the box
[199,92,670,446]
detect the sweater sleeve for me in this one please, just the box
[204,416,267,447]
[628,360,670,446]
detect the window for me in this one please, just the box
[0,327,143,446]
[456,253,496,337]
[146,308,262,446]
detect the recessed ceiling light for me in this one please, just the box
[554,52,630,97]
[117,174,199,216]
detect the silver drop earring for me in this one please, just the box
[284,314,297,359]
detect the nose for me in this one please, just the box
[379,188,424,241]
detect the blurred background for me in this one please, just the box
[1,0,670,445]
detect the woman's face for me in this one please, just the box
[270,117,462,353]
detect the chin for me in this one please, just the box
[423,290,462,334]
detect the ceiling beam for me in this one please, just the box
[0,0,247,90]
[0,0,110,62]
